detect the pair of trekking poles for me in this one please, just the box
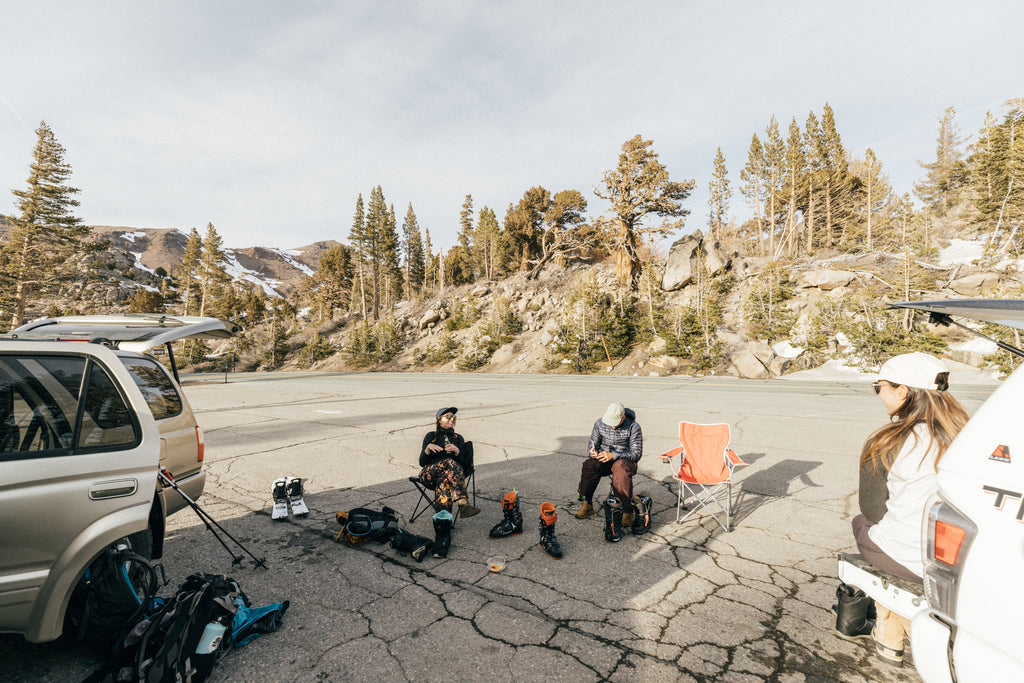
[158,467,267,569]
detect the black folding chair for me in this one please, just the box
[409,441,476,524]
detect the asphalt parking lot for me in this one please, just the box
[1,371,997,682]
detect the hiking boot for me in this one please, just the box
[574,501,595,519]
[834,584,875,640]
[538,502,563,558]
[489,490,523,538]
[432,510,453,558]
[604,498,623,542]
[457,499,480,518]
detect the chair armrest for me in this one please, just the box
[725,449,748,467]
[658,446,684,461]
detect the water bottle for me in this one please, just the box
[195,618,227,654]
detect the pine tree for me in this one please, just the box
[707,146,731,242]
[763,115,786,256]
[3,121,91,328]
[458,194,475,257]
[740,133,766,255]
[529,189,591,278]
[915,106,968,215]
[401,204,425,297]
[803,111,824,252]
[381,203,402,309]
[199,223,230,317]
[851,148,893,250]
[595,134,694,288]
[304,243,352,320]
[177,227,203,315]
[820,103,853,247]
[783,117,805,256]
[474,206,501,281]
[348,194,368,318]
[504,187,551,272]
[364,187,390,320]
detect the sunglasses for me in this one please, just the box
[440,414,456,420]
[872,381,900,394]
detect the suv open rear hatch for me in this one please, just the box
[4,314,239,381]
[888,299,1024,359]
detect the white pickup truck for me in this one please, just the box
[839,299,1024,682]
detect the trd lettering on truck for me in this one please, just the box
[982,485,1024,521]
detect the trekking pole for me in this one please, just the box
[157,468,268,569]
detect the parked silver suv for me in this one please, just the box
[0,315,236,643]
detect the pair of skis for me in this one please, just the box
[272,476,309,519]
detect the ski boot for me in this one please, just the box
[631,494,653,535]
[271,478,289,520]
[538,502,563,558]
[390,528,433,562]
[286,476,309,516]
[604,497,623,542]
[489,490,524,538]
[432,510,454,558]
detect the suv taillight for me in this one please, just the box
[196,426,204,462]
[922,494,977,622]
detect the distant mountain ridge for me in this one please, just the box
[86,225,339,297]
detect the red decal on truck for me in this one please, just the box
[989,444,1011,463]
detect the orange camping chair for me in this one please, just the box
[657,422,748,531]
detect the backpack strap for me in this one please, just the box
[144,582,209,682]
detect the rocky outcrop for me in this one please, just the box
[795,269,857,290]
[948,272,999,296]
[661,230,732,291]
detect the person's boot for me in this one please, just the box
[631,494,653,535]
[538,502,563,558]
[432,510,454,558]
[489,490,523,538]
[604,497,623,542]
[574,500,595,519]
[457,497,480,518]
[872,603,907,666]
[834,583,875,640]
[390,528,433,562]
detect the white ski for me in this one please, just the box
[272,478,289,520]
[286,476,309,516]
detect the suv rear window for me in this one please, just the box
[119,356,183,420]
[0,355,140,457]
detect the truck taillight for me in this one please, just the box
[196,426,204,462]
[933,520,967,566]
[922,495,976,622]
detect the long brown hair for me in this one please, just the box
[860,383,969,474]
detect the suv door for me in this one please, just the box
[0,343,159,643]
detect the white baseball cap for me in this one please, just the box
[602,402,625,427]
[877,352,949,390]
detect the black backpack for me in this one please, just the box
[335,506,399,544]
[68,545,163,655]
[85,573,243,683]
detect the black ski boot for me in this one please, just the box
[835,583,875,640]
[489,490,524,538]
[631,494,653,535]
[604,497,623,543]
[390,528,433,562]
[432,509,454,558]
[538,502,563,558]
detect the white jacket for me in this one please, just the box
[868,423,939,578]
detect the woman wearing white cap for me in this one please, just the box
[840,352,968,665]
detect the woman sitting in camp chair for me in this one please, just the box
[418,407,480,519]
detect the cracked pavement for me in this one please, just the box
[1,372,996,682]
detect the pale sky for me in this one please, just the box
[1,1,1021,251]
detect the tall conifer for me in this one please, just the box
[4,121,90,327]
